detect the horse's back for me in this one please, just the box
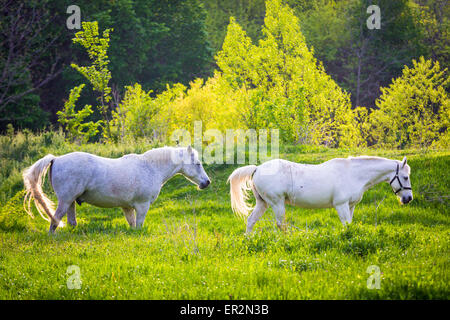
[56,151,122,164]
[252,158,345,208]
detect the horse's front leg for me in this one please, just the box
[335,202,352,225]
[134,202,151,228]
[349,204,355,221]
[122,207,136,228]
[271,200,286,232]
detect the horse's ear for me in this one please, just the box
[187,145,192,154]
[401,156,407,168]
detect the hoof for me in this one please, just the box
[49,224,57,233]
[68,220,77,227]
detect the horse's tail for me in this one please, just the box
[23,154,63,226]
[227,165,258,219]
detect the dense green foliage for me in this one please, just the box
[370,57,449,148]
[0,0,62,130]
[1,0,448,150]
[59,0,447,149]
[56,84,100,143]
[215,1,361,146]
[0,0,212,131]
[0,132,448,299]
[203,0,449,109]
[66,0,213,93]
[111,83,160,142]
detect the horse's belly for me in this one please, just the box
[78,190,131,208]
[287,190,333,208]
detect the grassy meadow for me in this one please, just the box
[0,131,449,299]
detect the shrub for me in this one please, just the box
[370,57,449,148]
[57,84,101,144]
[111,83,159,142]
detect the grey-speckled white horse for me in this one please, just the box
[23,146,210,233]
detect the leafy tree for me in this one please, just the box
[216,0,361,146]
[71,21,113,140]
[414,0,449,68]
[203,0,266,53]
[75,0,213,93]
[56,84,100,144]
[158,74,241,137]
[296,0,432,109]
[111,83,159,142]
[370,57,449,148]
[0,0,213,134]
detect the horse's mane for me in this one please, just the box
[142,146,177,163]
[142,146,198,164]
[347,155,389,161]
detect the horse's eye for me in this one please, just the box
[404,177,408,181]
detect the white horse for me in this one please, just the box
[23,146,210,233]
[228,156,413,233]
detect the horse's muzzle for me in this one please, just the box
[401,195,413,204]
[199,180,211,189]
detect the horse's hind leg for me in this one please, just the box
[49,201,71,233]
[67,202,77,227]
[122,207,136,228]
[246,188,268,233]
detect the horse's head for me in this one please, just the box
[390,156,413,204]
[177,146,211,189]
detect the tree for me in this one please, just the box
[203,0,266,53]
[0,0,65,130]
[414,0,449,68]
[81,0,213,93]
[216,0,361,146]
[71,21,113,140]
[111,83,159,142]
[0,0,213,133]
[56,84,100,144]
[297,0,430,109]
[370,57,449,148]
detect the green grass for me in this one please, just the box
[0,133,449,299]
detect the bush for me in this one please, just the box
[111,83,159,142]
[57,84,101,144]
[369,57,449,148]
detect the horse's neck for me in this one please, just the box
[159,161,181,185]
[143,148,181,184]
[352,158,397,191]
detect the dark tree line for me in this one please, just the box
[0,0,213,132]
